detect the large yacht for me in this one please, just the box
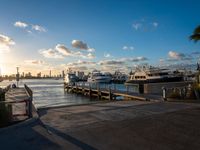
[125,65,183,84]
[87,70,111,83]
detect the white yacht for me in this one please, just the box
[64,73,78,85]
[87,71,111,83]
[125,65,183,84]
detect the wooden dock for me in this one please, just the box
[64,83,163,101]
[1,84,33,123]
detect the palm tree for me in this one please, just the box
[190,25,200,42]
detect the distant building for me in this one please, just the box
[25,72,32,78]
[62,70,65,78]
[37,72,41,78]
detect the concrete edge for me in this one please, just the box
[0,116,39,133]
[37,100,116,110]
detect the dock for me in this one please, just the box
[64,83,163,101]
[0,84,34,125]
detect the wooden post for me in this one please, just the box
[98,86,101,99]
[89,84,92,97]
[162,87,167,101]
[109,86,112,100]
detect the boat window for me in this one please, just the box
[159,73,168,76]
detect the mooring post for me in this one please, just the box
[98,86,101,99]
[75,82,78,93]
[89,84,92,97]
[162,87,167,101]
[109,86,112,100]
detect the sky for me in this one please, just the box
[0,0,200,75]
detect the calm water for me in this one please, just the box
[0,79,138,108]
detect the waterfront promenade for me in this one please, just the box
[0,100,200,150]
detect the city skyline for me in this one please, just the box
[0,0,200,75]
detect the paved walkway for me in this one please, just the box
[1,101,200,150]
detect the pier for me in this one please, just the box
[64,82,163,101]
[0,84,35,126]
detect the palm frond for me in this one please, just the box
[194,25,200,34]
[190,34,200,42]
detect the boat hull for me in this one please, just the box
[125,76,183,84]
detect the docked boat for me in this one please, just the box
[112,71,128,84]
[87,71,111,83]
[64,73,78,85]
[125,65,183,84]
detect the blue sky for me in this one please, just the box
[0,0,200,75]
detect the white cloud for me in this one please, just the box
[67,60,96,66]
[72,40,95,52]
[120,56,148,62]
[99,60,125,65]
[55,44,71,56]
[39,48,64,59]
[104,53,111,58]
[152,22,158,27]
[24,60,45,65]
[0,34,15,45]
[167,51,193,62]
[87,53,95,59]
[32,24,46,32]
[132,23,142,30]
[88,48,95,52]
[131,56,148,62]
[0,34,15,53]
[39,44,96,59]
[132,19,159,31]
[122,46,134,50]
[14,21,28,28]
[14,21,47,33]
[27,30,32,34]
[72,40,88,50]
[122,46,128,50]
[168,51,185,60]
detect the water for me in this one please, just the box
[0,79,138,108]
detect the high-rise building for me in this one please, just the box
[62,70,65,78]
